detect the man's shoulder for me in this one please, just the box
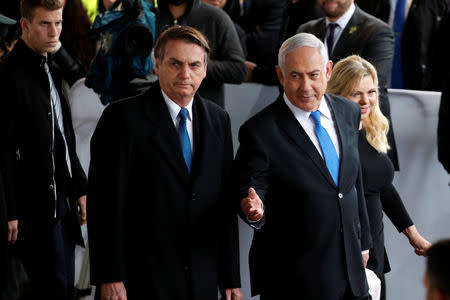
[354,6,392,33]
[326,93,360,116]
[297,17,326,33]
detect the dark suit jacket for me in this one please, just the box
[401,0,448,91]
[438,71,450,174]
[297,5,399,170]
[355,0,391,23]
[0,172,6,290]
[0,40,87,249]
[234,94,372,298]
[88,83,241,300]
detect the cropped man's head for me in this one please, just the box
[424,239,450,300]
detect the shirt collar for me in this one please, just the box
[283,93,332,121]
[326,2,355,29]
[161,90,194,122]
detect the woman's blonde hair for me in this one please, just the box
[327,55,390,153]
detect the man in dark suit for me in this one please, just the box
[88,25,242,300]
[297,0,399,170]
[0,0,87,298]
[234,32,372,299]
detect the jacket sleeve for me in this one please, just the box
[0,65,20,221]
[362,23,394,93]
[218,113,241,289]
[233,121,268,228]
[438,73,450,174]
[205,13,247,84]
[87,103,130,285]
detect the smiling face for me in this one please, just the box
[20,7,62,56]
[155,39,207,107]
[276,46,332,112]
[344,74,377,120]
[318,0,353,22]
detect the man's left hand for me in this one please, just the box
[77,195,87,225]
[225,288,242,300]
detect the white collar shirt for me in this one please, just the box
[283,93,341,159]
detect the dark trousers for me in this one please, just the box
[18,218,75,300]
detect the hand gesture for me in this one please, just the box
[240,187,263,222]
[101,282,127,300]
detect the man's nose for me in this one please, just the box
[179,64,190,78]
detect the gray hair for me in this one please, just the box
[278,32,329,73]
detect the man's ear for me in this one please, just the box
[154,58,160,76]
[275,65,284,86]
[325,60,333,81]
[20,17,29,35]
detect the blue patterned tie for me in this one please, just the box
[310,111,339,185]
[178,108,192,172]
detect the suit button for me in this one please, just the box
[49,184,54,190]
[340,227,343,233]
[191,193,197,201]
[49,147,53,153]
[47,111,51,118]
[338,193,343,199]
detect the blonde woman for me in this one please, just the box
[327,55,431,300]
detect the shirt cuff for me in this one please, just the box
[361,250,369,255]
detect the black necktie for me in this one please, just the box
[327,23,338,56]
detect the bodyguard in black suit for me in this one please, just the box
[0,1,87,298]
[88,26,242,300]
[235,33,371,299]
[297,0,399,170]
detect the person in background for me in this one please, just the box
[0,0,88,298]
[234,32,371,299]
[354,0,391,23]
[88,25,242,300]
[423,239,450,300]
[201,0,247,58]
[245,0,324,85]
[59,0,96,82]
[327,55,431,300]
[155,0,246,108]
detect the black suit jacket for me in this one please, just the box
[234,94,372,298]
[88,83,240,300]
[297,5,399,170]
[0,40,87,248]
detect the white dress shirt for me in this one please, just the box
[283,93,341,159]
[324,3,356,56]
[162,91,194,154]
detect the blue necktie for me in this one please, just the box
[178,107,192,172]
[310,111,339,186]
[391,0,406,88]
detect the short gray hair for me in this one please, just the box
[278,32,329,73]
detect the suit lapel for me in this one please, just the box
[331,7,362,60]
[276,97,336,187]
[143,86,190,183]
[315,18,328,41]
[190,96,221,182]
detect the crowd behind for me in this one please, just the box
[0,0,449,300]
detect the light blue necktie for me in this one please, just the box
[178,107,192,173]
[310,111,339,186]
